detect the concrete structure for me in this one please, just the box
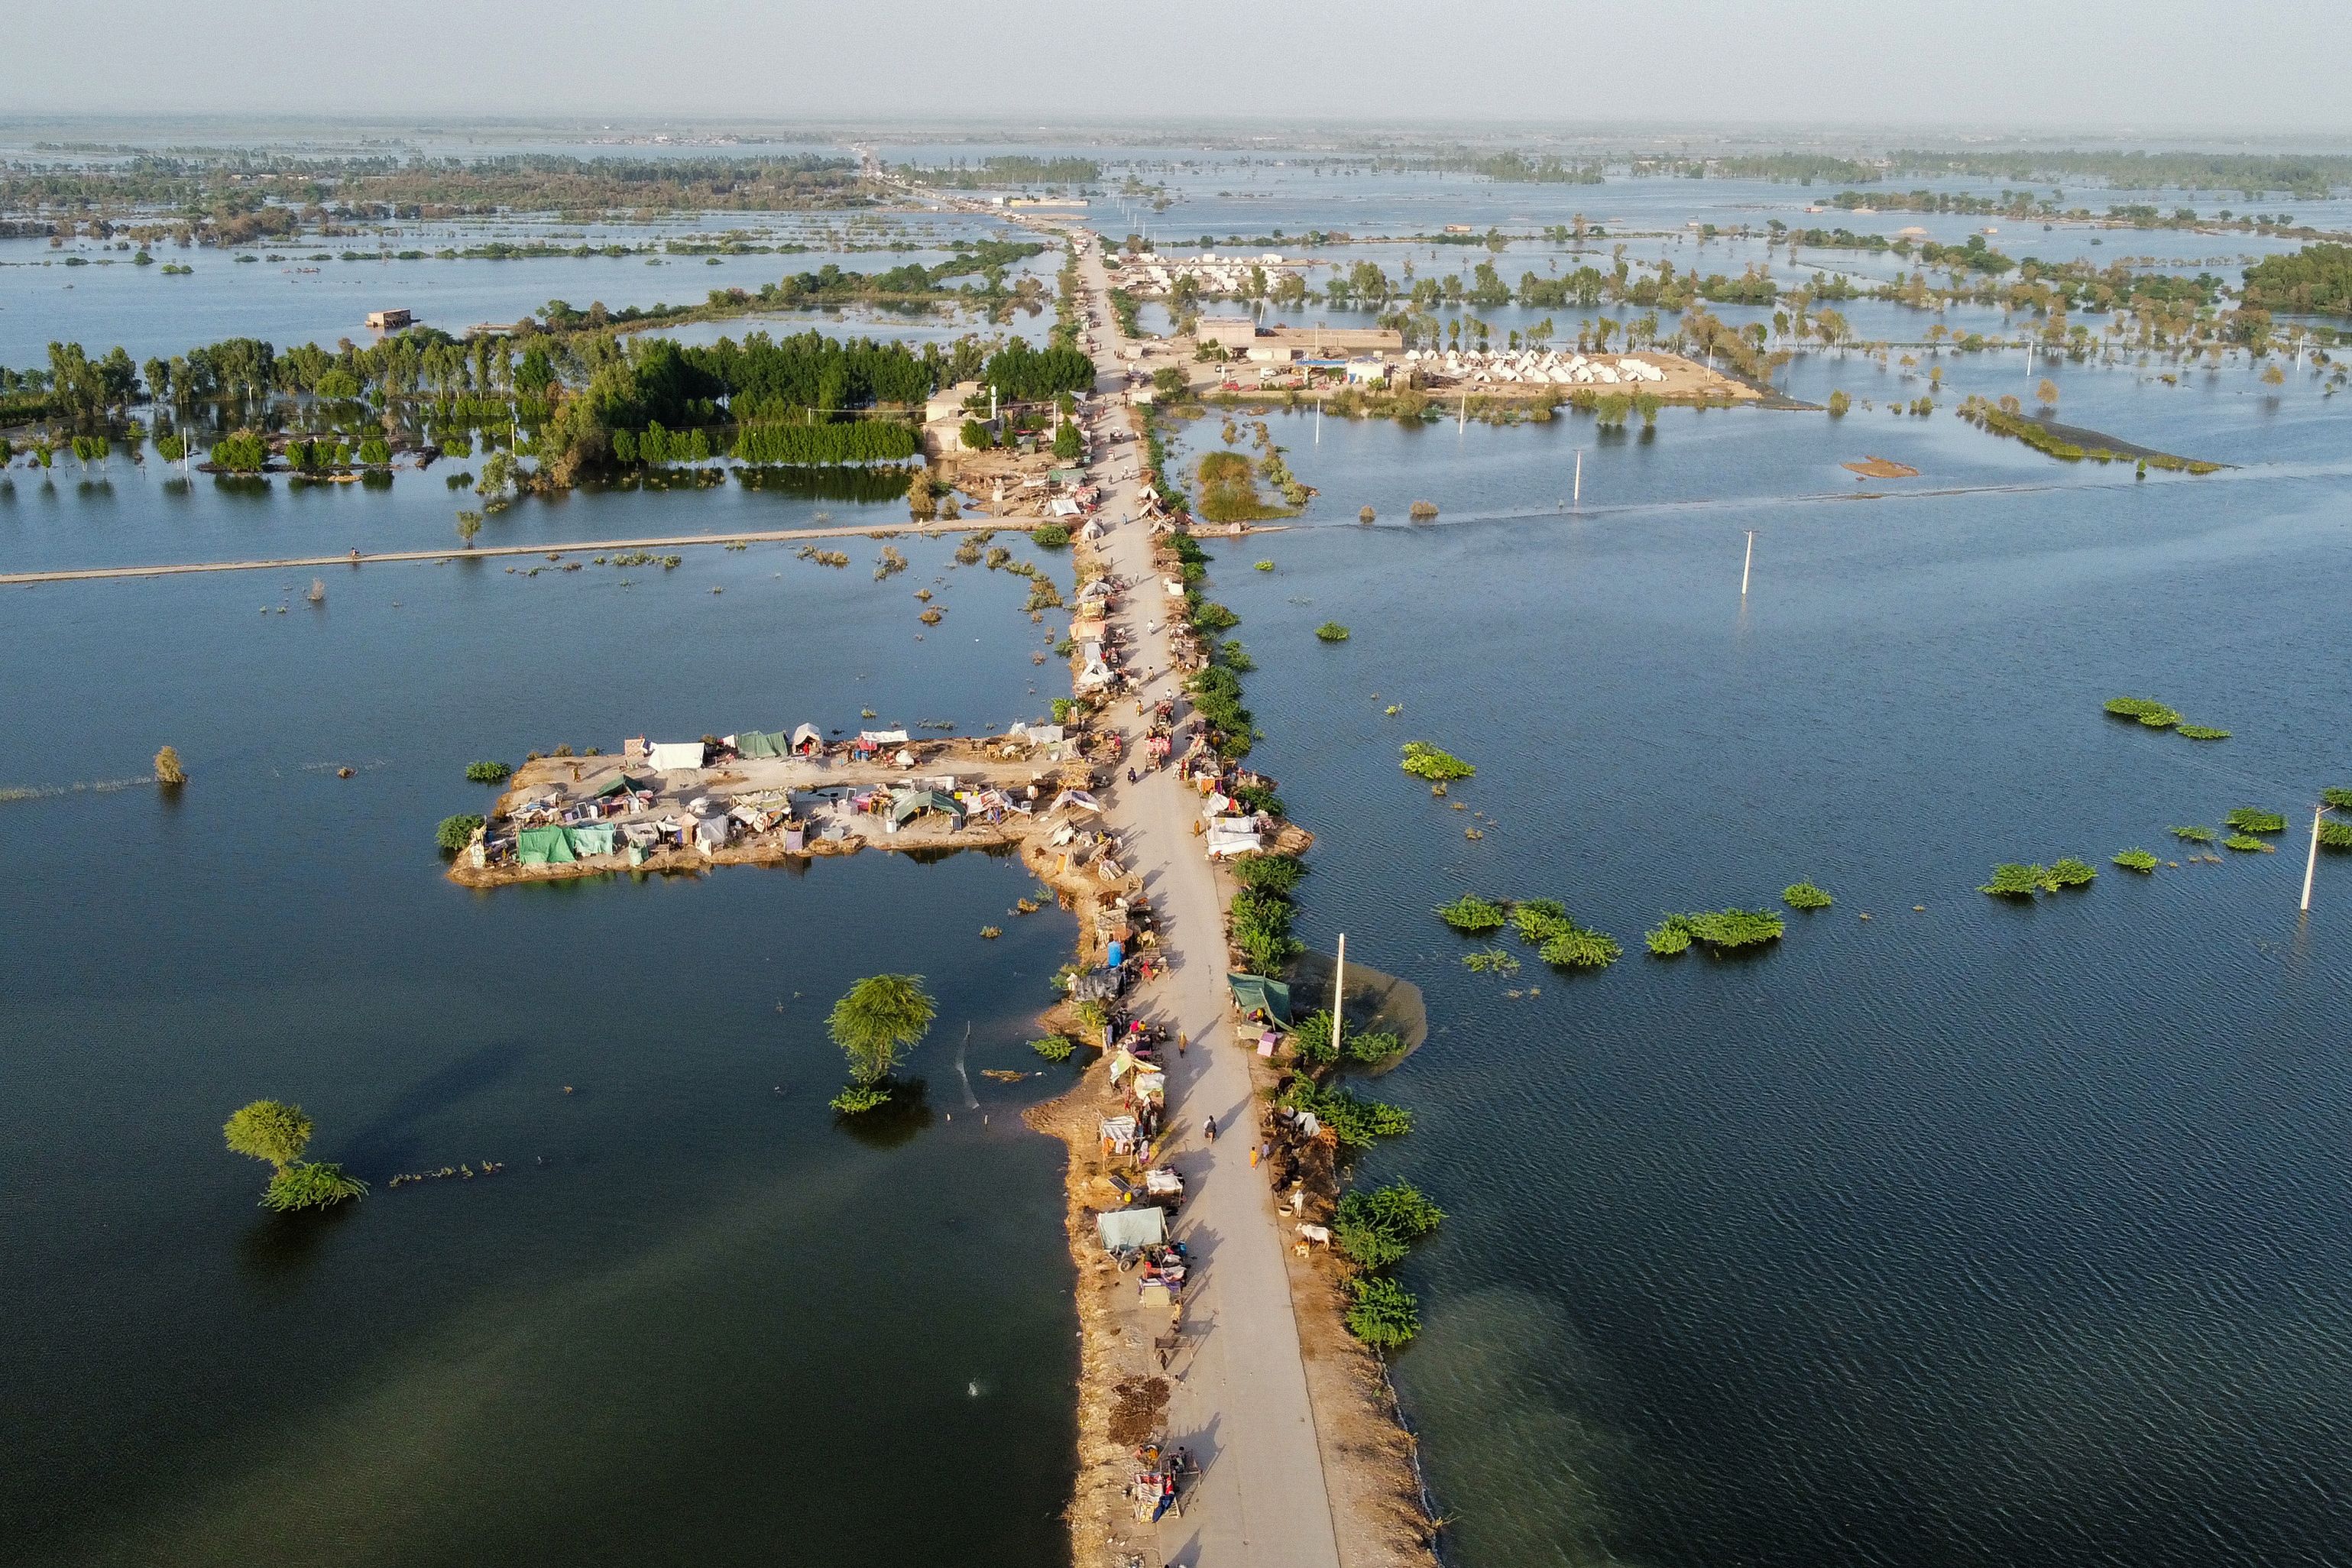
[925,381,983,426]
[364,308,413,330]
[1197,315,1259,352]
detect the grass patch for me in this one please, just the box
[2104,696,2180,728]
[2170,825,2215,843]
[1981,859,2097,895]
[1647,908,1786,949]
[1315,621,1351,642]
[1644,922,1693,957]
[2175,725,2231,740]
[1197,449,1291,523]
[2112,848,2159,873]
[2226,808,2285,834]
[2223,834,2274,853]
[1463,948,1521,975]
[1782,882,1834,909]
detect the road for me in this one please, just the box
[1070,236,1346,1568]
[0,517,1038,587]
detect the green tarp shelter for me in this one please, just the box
[737,730,788,759]
[517,825,577,866]
[1096,1207,1167,1252]
[889,789,964,826]
[569,822,617,856]
[1227,973,1291,1026]
[594,773,659,798]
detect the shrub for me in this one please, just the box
[2104,696,2181,727]
[1827,390,1851,416]
[1645,921,1693,956]
[1345,1276,1421,1348]
[1782,882,1834,909]
[261,1161,368,1211]
[1346,1029,1404,1064]
[1400,741,1475,781]
[2322,788,2352,812]
[2319,821,2352,851]
[465,760,513,784]
[2046,857,2098,888]
[1435,893,1509,933]
[1032,523,1071,547]
[1981,863,2049,896]
[2226,808,2285,834]
[1540,927,1621,969]
[154,745,186,786]
[1254,559,1275,572]
[1030,1035,1076,1062]
[1232,854,1307,896]
[436,814,485,852]
[1281,1080,1412,1145]
[1289,1011,1338,1067]
[1674,907,1777,944]
[830,1084,893,1113]
[1408,500,1438,520]
[1509,899,1570,944]
[1334,1181,1444,1269]
[2113,848,2159,873]
[1315,622,1351,642]
[2170,825,2215,843]
[356,438,391,468]
[1463,948,1520,974]
[2223,834,2273,853]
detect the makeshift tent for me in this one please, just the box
[790,724,824,754]
[594,773,659,798]
[1227,973,1292,1025]
[1205,824,1263,857]
[1097,1207,1168,1252]
[857,729,911,747]
[889,789,964,826]
[647,742,706,773]
[516,825,577,866]
[693,815,731,850]
[736,730,786,759]
[1050,789,1102,815]
[569,821,617,856]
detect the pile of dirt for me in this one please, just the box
[1841,455,1920,478]
[1108,1375,1171,1447]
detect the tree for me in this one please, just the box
[960,418,993,451]
[2037,377,2060,407]
[224,1100,313,1171]
[455,510,483,546]
[1053,421,1082,461]
[828,974,935,1092]
[154,745,186,786]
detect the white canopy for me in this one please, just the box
[647,742,706,773]
[858,728,911,747]
[1051,789,1103,815]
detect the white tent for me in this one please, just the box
[1096,1206,1167,1252]
[1206,824,1263,857]
[647,742,706,773]
[1051,789,1103,815]
[789,723,823,753]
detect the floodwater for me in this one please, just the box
[1206,372,2352,1568]
[0,529,1089,1568]
[8,138,2352,1568]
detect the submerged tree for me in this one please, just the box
[154,745,186,788]
[828,973,936,1110]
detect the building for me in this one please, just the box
[364,308,413,331]
[1197,316,1259,352]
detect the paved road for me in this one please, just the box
[1070,238,1346,1568]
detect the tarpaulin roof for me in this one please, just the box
[1228,973,1292,1025]
[594,773,659,798]
[857,729,910,747]
[1096,1207,1168,1252]
[517,825,576,866]
[569,821,617,856]
[1050,789,1102,815]
[889,789,964,825]
[736,729,786,759]
[646,742,706,773]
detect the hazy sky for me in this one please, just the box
[14,0,2351,135]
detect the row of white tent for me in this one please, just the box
[1404,348,1667,386]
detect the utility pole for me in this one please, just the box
[1741,530,1756,598]
[2302,804,2325,912]
[1332,932,1346,1061]
[1573,449,1582,507]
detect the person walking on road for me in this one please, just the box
[1203,1115,1217,1144]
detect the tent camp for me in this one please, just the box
[734,729,788,759]
[1227,973,1292,1025]
[517,825,577,866]
[1050,789,1103,816]
[647,742,707,773]
[1205,822,1263,857]
[1096,1206,1167,1252]
[569,821,617,856]
[790,724,824,755]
